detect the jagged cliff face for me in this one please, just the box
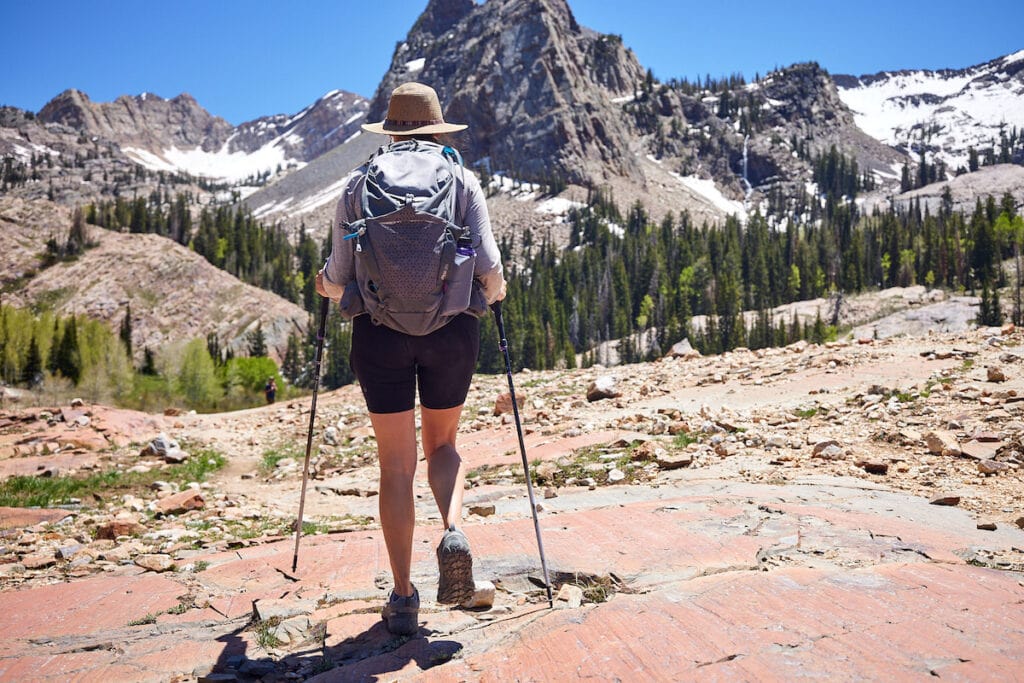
[367,0,647,184]
[38,90,234,153]
[230,90,368,161]
[29,87,368,183]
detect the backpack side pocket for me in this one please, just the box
[340,279,366,320]
[439,244,477,317]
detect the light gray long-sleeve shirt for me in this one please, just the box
[320,161,504,307]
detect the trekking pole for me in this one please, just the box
[491,301,554,608]
[292,296,330,573]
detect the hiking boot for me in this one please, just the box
[436,526,475,605]
[381,587,419,636]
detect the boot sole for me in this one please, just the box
[437,546,475,604]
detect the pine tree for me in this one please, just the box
[206,333,223,366]
[281,332,301,383]
[54,316,81,384]
[23,335,42,386]
[66,206,89,256]
[247,324,267,357]
[900,162,912,193]
[119,304,133,358]
[977,283,1004,327]
[141,347,157,375]
[46,318,60,376]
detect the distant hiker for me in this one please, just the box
[264,377,277,404]
[316,82,505,636]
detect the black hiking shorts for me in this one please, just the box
[350,313,480,414]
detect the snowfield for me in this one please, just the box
[836,54,1024,170]
[670,172,747,220]
[125,137,305,184]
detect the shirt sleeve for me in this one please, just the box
[320,171,361,299]
[459,169,505,304]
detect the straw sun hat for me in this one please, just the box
[361,82,468,135]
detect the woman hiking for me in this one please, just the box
[316,82,506,636]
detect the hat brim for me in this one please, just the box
[361,120,468,135]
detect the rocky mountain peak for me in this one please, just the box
[367,0,645,186]
[761,63,849,126]
[37,88,232,152]
[37,88,93,130]
[411,0,474,37]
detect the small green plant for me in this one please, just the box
[193,560,210,572]
[0,447,226,508]
[565,572,619,604]
[128,613,157,626]
[173,448,227,483]
[254,618,283,649]
[672,432,698,448]
[166,601,189,615]
[527,445,640,487]
[261,443,301,473]
[313,656,336,674]
[301,520,328,535]
[795,407,818,419]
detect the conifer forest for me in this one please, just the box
[2,167,1022,409]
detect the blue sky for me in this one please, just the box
[2,0,1020,125]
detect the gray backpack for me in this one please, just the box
[339,140,487,335]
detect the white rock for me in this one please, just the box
[461,580,496,609]
[555,583,584,608]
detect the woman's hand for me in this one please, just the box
[315,270,330,298]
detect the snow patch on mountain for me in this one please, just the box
[670,172,746,219]
[836,53,1024,170]
[125,138,305,183]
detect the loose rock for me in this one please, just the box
[469,504,496,517]
[134,554,174,572]
[924,431,961,457]
[494,392,525,416]
[462,580,496,609]
[586,376,621,402]
[978,460,1011,475]
[155,490,205,516]
[555,583,584,608]
[856,460,889,475]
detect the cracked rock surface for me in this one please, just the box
[1,325,1023,680]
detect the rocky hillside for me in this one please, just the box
[870,163,1024,216]
[0,197,308,362]
[1,86,368,197]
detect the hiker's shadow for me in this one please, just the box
[316,620,463,682]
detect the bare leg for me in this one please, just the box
[421,405,466,529]
[370,409,417,597]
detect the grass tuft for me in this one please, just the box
[0,447,226,508]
